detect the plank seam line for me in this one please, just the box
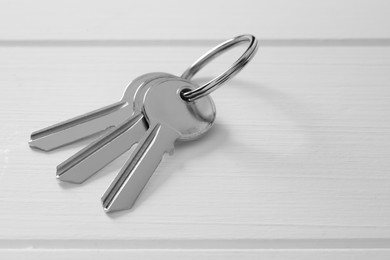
[1,39,390,47]
[0,239,390,250]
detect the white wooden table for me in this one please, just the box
[1,1,390,259]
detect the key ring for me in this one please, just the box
[181,34,258,101]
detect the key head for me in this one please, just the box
[142,78,216,141]
[121,72,175,102]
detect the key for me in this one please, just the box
[29,72,175,151]
[56,76,180,183]
[101,77,216,212]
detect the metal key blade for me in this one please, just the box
[102,123,177,213]
[29,101,130,151]
[102,78,216,213]
[29,72,174,151]
[56,76,177,184]
[57,113,147,184]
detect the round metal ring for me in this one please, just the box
[181,34,258,101]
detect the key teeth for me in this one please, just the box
[56,173,84,184]
[164,140,175,156]
[101,186,135,213]
[167,146,174,156]
[102,203,131,214]
[28,139,52,152]
[29,129,59,152]
[56,167,84,184]
[101,196,135,213]
[56,175,83,184]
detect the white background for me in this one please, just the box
[1,0,390,259]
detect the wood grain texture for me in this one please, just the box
[0,45,390,258]
[2,1,390,258]
[2,249,390,260]
[1,0,390,40]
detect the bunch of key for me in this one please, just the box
[29,35,258,213]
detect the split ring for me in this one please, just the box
[181,34,258,101]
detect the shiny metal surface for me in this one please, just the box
[28,72,174,151]
[181,34,258,101]
[102,78,216,212]
[56,76,177,184]
[142,79,216,141]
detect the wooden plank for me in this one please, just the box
[2,249,390,260]
[1,0,390,40]
[0,45,390,244]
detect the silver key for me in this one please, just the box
[56,76,179,183]
[101,77,216,212]
[29,72,175,151]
